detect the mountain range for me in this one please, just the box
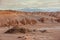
[18,8,60,12]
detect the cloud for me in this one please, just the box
[0,0,60,9]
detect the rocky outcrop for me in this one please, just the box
[20,18,37,25]
[5,26,31,34]
[54,18,60,23]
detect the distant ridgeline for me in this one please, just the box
[19,8,60,12]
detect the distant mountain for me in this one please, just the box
[19,8,41,12]
[18,8,60,12]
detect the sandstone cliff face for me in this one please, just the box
[0,10,60,27]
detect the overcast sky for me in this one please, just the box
[0,0,60,10]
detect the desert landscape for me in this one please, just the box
[0,10,60,40]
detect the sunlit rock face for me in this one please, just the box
[20,18,37,25]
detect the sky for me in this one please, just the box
[0,0,60,10]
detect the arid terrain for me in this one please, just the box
[0,10,60,40]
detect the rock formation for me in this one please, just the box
[0,10,60,27]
